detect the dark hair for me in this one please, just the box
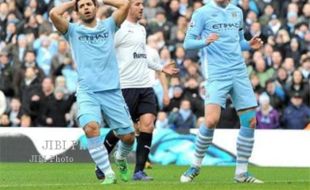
[75,0,97,11]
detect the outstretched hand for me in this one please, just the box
[249,35,263,50]
[162,61,179,76]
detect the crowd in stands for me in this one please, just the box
[0,0,309,130]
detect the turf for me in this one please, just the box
[0,163,309,190]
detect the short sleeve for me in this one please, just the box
[104,16,118,34]
[63,22,75,41]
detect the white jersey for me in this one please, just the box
[115,20,162,89]
[146,45,162,86]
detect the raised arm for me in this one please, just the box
[49,0,76,34]
[103,0,130,27]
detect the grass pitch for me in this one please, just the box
[0,163,309,190]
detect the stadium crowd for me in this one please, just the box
[0,0,309,130]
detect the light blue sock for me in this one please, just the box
[87,136,113,174]
[192,125,214,168]
[236,126,255,175]
[115,141,133,160]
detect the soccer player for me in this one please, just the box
[49,0,135,185]
[95,0,178,181]
[180,0,264,183]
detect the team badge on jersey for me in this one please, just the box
[231,12,237,18]
[189,21,195,28]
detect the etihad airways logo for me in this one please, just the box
[78,32,109,44]
[212,23,239,30]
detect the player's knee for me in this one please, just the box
[139,120,154,133]
[83,122,100,137]
[239,109,256,128]
[205,117,219,128]
[119,133,135,145]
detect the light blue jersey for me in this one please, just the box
[184,1,257,110]
[64,17,120,92]
[184,1,250,80]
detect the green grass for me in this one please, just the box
[0,163,309,190]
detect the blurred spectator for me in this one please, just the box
[55,76,69,94]
[147,9,173,40]
[34,35,56,75]
[256,93,280,129]
[0,90,6,116]
[284,11,298,35]
[53,60,78,93]
[13,50,44,97]
[258,4,274,26]
[30,77,54,126]
[275,67,289,91]
[7,98,21,127]
[299,3,310,24]
[19,66,41,125]
[0,2,9,42]
[274,29,291,56]
[283,57,296,76]
[265,79,285,111]
[164,85,183,112]
[0,50,14,97]
[286,70,310,106]
[143,0,158,21]
[173,45,187,78]
[300,56,310,80]
[155,111,169,129]
[285,38,301,65]
[183,77,204,118]
[4,21,17,44]
[20,114,31,127]
[262,43,274,67]
[250,73,264,95]
[0,114,10,126]
[6,34,31,67]
[51,39,71,75]
[42,87,75,127]
[282,92,310,129]
[271,50,283,70]
[169,16,187,44]
[251,58,274,87]
[168,99,196,134]
[167,0,181,23]
[262,14,282,38]
[184,64,203,83]
[217,98,240,129]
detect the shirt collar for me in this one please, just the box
[210,0,231,11]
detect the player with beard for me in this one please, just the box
[50,0,135,184]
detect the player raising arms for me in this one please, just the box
[95,0,178,181]
[49,0,135,185]
[180,0,264,183]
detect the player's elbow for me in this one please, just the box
[49,8,55,18]
[49,9,58,21]
[119,0,130,9]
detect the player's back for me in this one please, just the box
[64,17,120,92]
[189,2,245,79]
